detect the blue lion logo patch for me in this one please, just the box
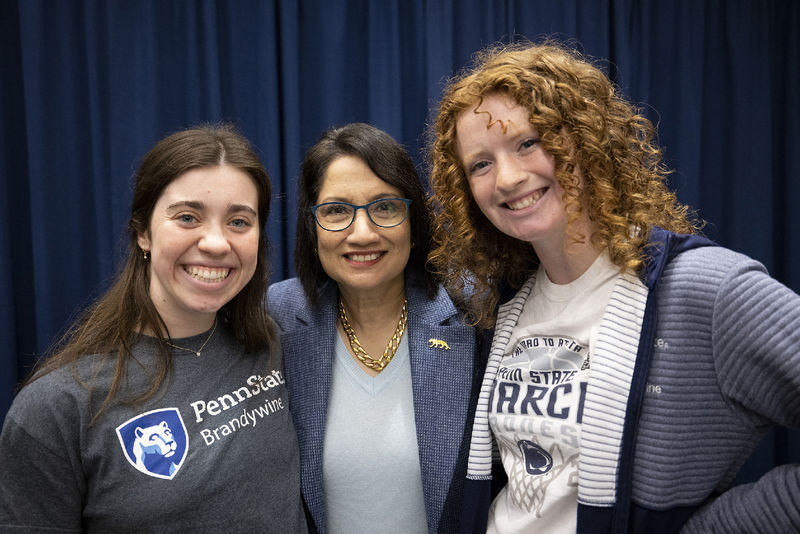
[518,440,553,475]
[116,408,188,480]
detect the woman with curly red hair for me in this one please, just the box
[428,41,800,533]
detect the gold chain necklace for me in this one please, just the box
[163,318,217,357]
[338,298,407,371]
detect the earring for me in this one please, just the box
[142,249,150,261]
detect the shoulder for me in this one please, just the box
[663,245,768,290]
[267,277,306,307]
[11,369,73,416]
[267,278,339,334]
[671,245,764,271]
[267,278,308,326]
[647,229,766,282]
[659,245,797,318]
[5,359,100,442]
[17,356,106,403]
[407,279,469,327]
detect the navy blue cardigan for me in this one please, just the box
[461,228,719,533]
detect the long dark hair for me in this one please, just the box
[295,123,436,303]
[25,123,277,421]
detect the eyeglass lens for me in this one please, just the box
[315,199,408,231]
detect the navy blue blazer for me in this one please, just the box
[268,271,485,533]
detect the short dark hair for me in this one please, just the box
[295,123,435,303]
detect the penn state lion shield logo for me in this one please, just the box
[116,408,188,480]
[518,439,553,475]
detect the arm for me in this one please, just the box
[682,258,800,533]
[682,465,799,533]
[0,412,84,531]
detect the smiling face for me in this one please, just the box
[314,155,411,299]
[136,165,260,336]
[455,92,570,250]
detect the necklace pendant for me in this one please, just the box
[163,317,217,358]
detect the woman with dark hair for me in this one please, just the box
[428,42,800,533]
[268,123,484,533]
[0,124,307,532]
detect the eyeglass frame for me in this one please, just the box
[309,197,412,232]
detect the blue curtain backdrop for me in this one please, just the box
[2,0,798,484]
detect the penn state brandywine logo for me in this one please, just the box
[116,408,188,480]
[518,440,553,475]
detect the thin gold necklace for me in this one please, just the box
[163,318,218,357]
[338,298,407,371]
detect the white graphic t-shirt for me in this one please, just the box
[487,251,621,534]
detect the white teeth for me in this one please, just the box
[507,190,544,210]
[348,252,381,263]
[185,266,230,282]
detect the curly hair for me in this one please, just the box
[427,41,702,329]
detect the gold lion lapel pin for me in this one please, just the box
[428,338,451,350]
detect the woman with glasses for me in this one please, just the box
[268,123,485,533]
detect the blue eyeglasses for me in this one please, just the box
[310,198,412,232]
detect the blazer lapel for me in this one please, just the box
[281,285,338,530]
[406,283,476,531]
